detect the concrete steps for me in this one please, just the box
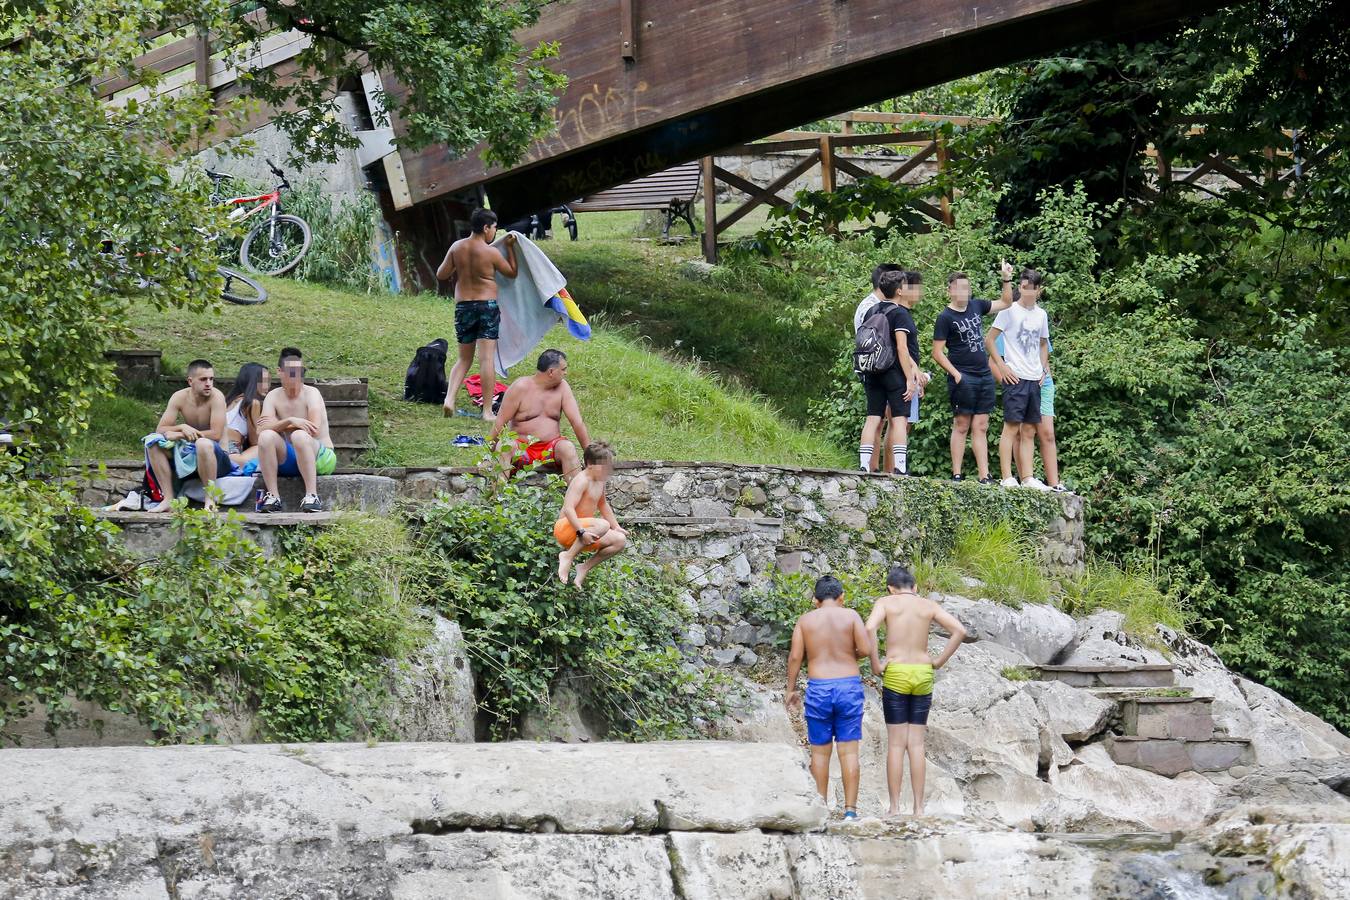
[1034,664,1176,689]
[97,509,338,556]
[1040,663,1255,777]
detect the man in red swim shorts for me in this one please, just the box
[489,348,590,481]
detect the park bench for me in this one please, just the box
[571,161,701,239]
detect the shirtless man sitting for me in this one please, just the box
[147,358,228,512]
[437,208,518,421]
[255,347,336,514]
[786,575,874,821]
[489,348,589,481]
[865,565,967,817]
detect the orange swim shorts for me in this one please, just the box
[554,516,603,551]
[513,436,562,470]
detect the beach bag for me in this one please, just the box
[853,305,895,375]
[404,339,449,403]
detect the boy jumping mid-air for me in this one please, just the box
[786,576,873,820]
[555,441,627,587]
[866,564,966,817]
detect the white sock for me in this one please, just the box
[892,445,908,474]
[859,444,874,470]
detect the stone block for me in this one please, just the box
[1187,739,1253,772]
[668,832,794,900]
[1107,737,1193,777]
[691,498,730,517]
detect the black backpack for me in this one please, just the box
[854,304,896,375]
[404,339,449,403]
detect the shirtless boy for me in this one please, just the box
[147,359,228,512]
[786,576,873,820]
[865,565,966,817]
[554,441,627,587]
[437,208,518,420]
[255,347,336,513]
[490,348,590,481]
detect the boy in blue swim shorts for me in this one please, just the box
[786,575,874,819]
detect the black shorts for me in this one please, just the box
[882,687,933,725]
[454,300,500,344]
[949,371,996,416]
[1002,378,1043,424]
[863,368,908,418]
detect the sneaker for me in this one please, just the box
[978,476,997,485]
[299,493,325,513]
[999,477,1019,488]
[951,473,965,482]
[257,491,284,513]
[1050,484,1069,493]
[843,809,859,821]
[1021,477,1051,491]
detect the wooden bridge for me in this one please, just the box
[379,0,1226,256]
[75,0,1230,282]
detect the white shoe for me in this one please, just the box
[999,477,1019,488]
[1021,477,1051,491]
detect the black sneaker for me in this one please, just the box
[299,493,325,513]
[978,476,997,485]
[258,491,283,513]
[951,473,965,482]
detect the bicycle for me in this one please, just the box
[96,237,268,305]
[207,159,313,277]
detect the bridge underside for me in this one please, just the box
[386,0,1224,226]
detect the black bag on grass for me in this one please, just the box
[404,338,449,403]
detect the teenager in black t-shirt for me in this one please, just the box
[859,270,925,475]
[931,265,1014,482]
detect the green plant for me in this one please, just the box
[284,180,385,292]
[0,477,417,744]
[911,556,965,596]
[1000,666,1035,681]
[410,478,726,739]
[950,521,1051,608]
[1062,562,1190,639]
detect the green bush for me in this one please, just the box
[950,521,1051,608]
[410,478,727,739]
[283,180,386,292]
[0,477,417,744]
[1062,562,1190,641]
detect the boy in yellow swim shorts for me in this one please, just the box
[865,564,967,817]
[554,441,626,588]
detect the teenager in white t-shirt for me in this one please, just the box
[986,269,1051,491]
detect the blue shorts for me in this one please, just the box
[804,675,865,745]
[277,441,338,477]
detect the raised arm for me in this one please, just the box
[494,233,519,279]
[435,242,456,282]
[995,259,1014,311]
[560,382,590,449]
[785,622,805,710]
[930,604,968,670]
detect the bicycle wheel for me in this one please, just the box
[219,267,268,305]
[240,214,312,276]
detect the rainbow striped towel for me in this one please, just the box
[546,288,591,341]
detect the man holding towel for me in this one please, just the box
[438,208,518,420]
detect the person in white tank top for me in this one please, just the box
[222,363,271,465]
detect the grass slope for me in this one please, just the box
[549,210,850,421]
[76,274,848,469]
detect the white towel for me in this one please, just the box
[490,232,569,378]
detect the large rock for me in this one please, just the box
[1235,676,1350,766]
[376,615,477,743]
[938,595,1078,665]
[1057,611,1170,666]
[1049,744,1218,831]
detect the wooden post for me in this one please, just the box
[935,131,953,227]
[701,155,718,264]
[194,30,210,88]
[620,0,638,61]
[819,135,835,193]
